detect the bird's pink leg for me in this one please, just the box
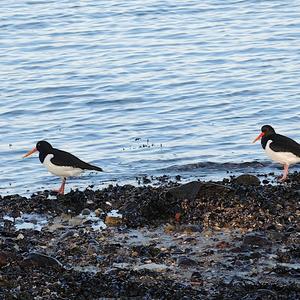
[53,178,66,195]
[279,164,289,182]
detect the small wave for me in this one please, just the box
[160,161,271,172]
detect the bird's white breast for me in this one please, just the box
[265,140,300,165]
[43,154,83,178]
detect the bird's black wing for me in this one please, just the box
[51,148,103,171]
[269,134,300,157]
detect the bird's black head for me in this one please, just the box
[36,140,53,154]
[253,125,276,143]
[23,140,53,159]
[261,125,276,136]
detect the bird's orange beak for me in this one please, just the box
[23,147,37,158]
[252,132,265,143]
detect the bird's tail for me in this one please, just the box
[85,163,103,172]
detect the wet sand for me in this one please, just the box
[0,173,299,299]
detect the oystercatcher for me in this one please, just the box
[253,125,300,181]
[23,141,103,194]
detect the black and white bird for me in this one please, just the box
[253,125,300,181]
[23,141,103,194]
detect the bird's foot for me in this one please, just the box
[278,176,287,182]
[53,188,65,195]
[53,178,66,195]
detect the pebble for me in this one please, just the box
[81,208,91,216]
[190,271,203,285]
[180,224,203,233]
[177,256,197,268]
[105,215,123,226]
[94,208,102,217]
[16,233,24,240]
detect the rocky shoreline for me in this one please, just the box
[0,173,299,299]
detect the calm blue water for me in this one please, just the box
[1,0,300,195]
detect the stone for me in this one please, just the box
[180,224,203,233]
[0,252,9,268]
[16,233,24,240]
[242,233,271,247]
[164,224,176,233]
[177,256,197,268]
[190,271,203,285]
[94,208,102,217]
[22,252,64,269]
[81,208,91,216]
[234,174,260,186]
[166,181,203,201]
[134,263,169,272]
[105,215,123,226]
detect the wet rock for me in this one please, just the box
[94,208,102,217]
[131,245,161,257]
[60,190,88,214]
[175,175,181,181]
[190,271,203,285]
[184,237,197,243]
[68,216,84,226]
[47,222,66,232]
[164,224,176,233]
[196,182,234,199]
[16,233,24,240]
[180,224,203,233]
[112,262,131,269]
[216,241,231,249]
[134,263,169,272]
[81,208,91,216]
[22,252,64,269]
[234,174,260,186]
[276,250,292,263]
[3,219,14,232]
[105,215,123,226]
[142,176,151,184]
[242,232,272,248]
[177,256,197,268]
[0,251,9,268]
[166,181,203,201]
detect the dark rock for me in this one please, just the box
[142,176,151,184]
[216,241,231,249]
[175,175,181,181]
[250,251,262,259]
[242,233,272,247]
[131,245,161,258]
[81,208,91,215]
[190,271,203,284]
[183,237,197,245]
[0,251,9,268]
[166,181,203,201]
[166,181,233,201]
[22,252,64,269]
[196,182,234,199]
[276,250,291,263]
[177,256,197,267]
[234,174,260,186]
